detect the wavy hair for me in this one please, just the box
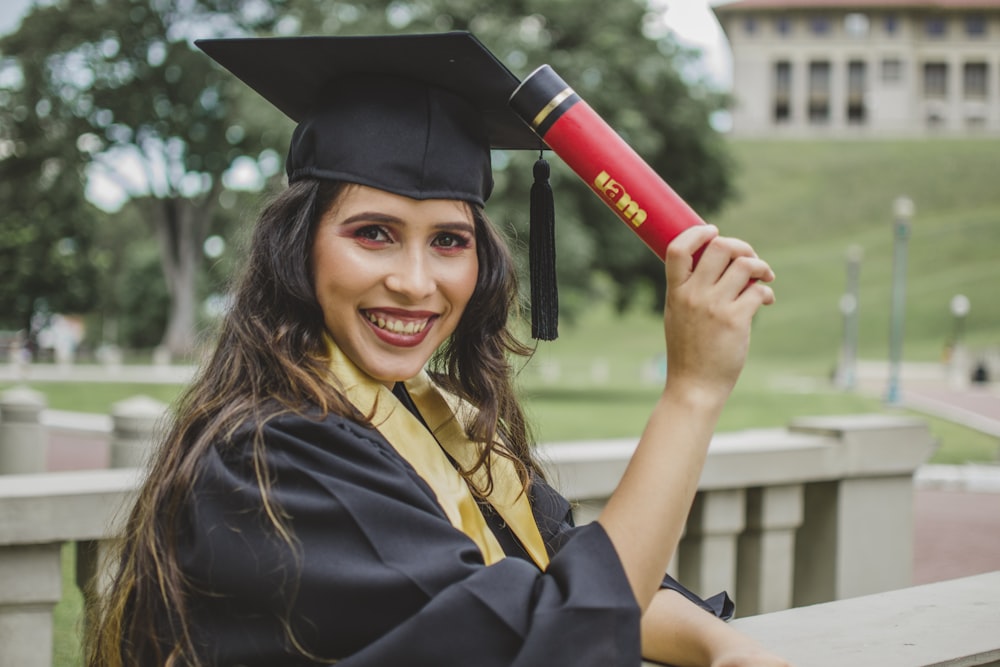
[85,179,540,666]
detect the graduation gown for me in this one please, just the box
[175,345,730,665]
[179,410,641,666]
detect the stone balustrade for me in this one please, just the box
[539,413,938,612]
[0,386,957,666]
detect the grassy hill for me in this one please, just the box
[707,138,1000,362]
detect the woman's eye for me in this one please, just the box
[355,225,390,242]
[434,233,471,249]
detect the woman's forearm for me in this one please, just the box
[597,384,725,612]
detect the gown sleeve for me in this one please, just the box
[178,412,641,667]
[527,471,734,621]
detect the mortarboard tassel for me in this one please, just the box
[529,154,558,340]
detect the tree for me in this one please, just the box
[0,0,288,357]
[0,36,102,336]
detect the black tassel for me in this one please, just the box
[530,154,558,340]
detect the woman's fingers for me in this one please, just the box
[661,228,775,397]
[665,224,720,288]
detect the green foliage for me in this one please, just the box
[0,38,102,332]
[0,0,292,356]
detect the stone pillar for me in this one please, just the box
[0,543,62,667]
[794,476,917,606]
[736,484,804,616]
[789,414,933,605]
[0,387,47,474]
[678,489,746,599]
[110,395,167,469]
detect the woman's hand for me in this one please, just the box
[641,589,792,667]
[662,224,775,407]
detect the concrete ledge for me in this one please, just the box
[0,469,139,544]
[729,571,1000,667]
[540,415,937,498]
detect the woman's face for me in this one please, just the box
[312,184,479,385]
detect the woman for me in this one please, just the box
[86,32,786,666]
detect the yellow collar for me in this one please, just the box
[326,339,549,569]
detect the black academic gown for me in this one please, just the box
[176,409,726,666]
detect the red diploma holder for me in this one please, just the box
[509,65,706,262]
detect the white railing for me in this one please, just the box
[5,387,994,667]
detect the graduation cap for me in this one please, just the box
[196,32,558,339]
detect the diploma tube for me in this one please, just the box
[510,65,706,261]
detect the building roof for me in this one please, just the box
[713,0,1000,11]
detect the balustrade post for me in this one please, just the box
[789,415,934,605]
[0,387,47,474]
[678,489,746,599]
[110,396,167,469]
[736,484,804,616]
[0,543,63,667]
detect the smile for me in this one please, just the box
[363,310,433,336]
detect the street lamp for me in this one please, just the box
[836,245,863,390]
[948,294,971,387]
[950,294,971,346]
[885,196,913,405]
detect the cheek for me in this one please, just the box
[456,257,480,310]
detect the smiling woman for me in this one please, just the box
[84,31,783,667]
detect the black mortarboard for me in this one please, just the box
[195,32,541,205]
[196,32,558,339]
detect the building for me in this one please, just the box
[712,0,1000,136]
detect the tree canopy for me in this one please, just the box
[0,0,733,353]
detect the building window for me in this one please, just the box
[845,13,870,38]
[773,61,792,123]
[884,14,898,35]
[744,16,757,35]
[965,14,986,37]
[925,16,947,37]
[882,58,903,84]
[808,60,831,123]
[964,62,988,99]
[923,62,948,99]
[847,61,867,123]
[810,16,831,36]
[775,15,792,36]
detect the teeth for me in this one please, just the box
[366,312,429,335]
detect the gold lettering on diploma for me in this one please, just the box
[593,171,648,227]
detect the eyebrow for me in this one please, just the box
[338,212,475,235]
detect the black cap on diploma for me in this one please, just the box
[195,31,559,339]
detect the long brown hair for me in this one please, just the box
[85,179,540,666]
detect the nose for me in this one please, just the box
[384,250,437,302]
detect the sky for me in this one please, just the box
[0,0,733,86]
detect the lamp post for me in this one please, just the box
[836,245,863,390]
[948,294,970,387]
[950,294,970,345]
[885,196,913,405]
